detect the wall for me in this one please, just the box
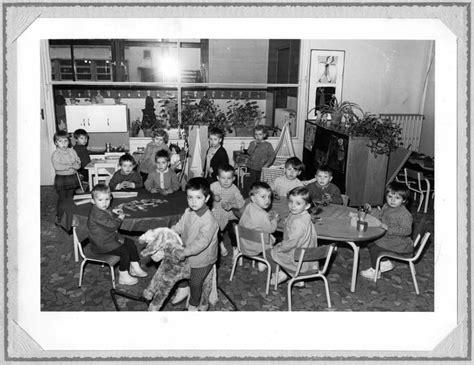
[418,47,435,157]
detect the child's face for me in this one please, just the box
[92,191,111,210]
[284,165,301,180]
[250,188,272,210]
[288,194,311,215]
[153,136,164,145]
[76,135,88,145]
[316,171,332,187]
[155,157,169,172]
[254,130,265,142]
[187,189,210,211]
[170,147,178,155]
[120,160,135,175]
[208,134,222,148]
[217,171,235,189]
[386,191,405,208]
[55,137,69,150]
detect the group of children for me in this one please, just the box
[51,125,415,309]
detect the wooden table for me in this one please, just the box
[85,158,120,185]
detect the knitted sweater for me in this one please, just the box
[87,205,123,253]
[144,168,180,193]
[171,207,219,268]
[109,170,144,190]
[51,148,81,176]
[73,144,91,169]
[138,142,170,174]
[371,204,413,253]
[210,182,245,230]
[246,141,275,171]
[271,176,304,197]
[306,181,343,205]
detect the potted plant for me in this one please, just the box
[225,99,264,136]
[140,96,166,136]
[180,95,229,133]
[319,96,364,126]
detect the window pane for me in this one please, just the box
[75,60,92,80]
[72,45,112,81]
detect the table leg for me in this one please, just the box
[345,241,359,292]
[88,170,93,188]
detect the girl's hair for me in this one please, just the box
[186,177,211,197]
[119,153,136,166]
[285,157,304,172]
[287,186,311,204]
[386,182,410,201]
[53,130,69,144]
[155,149,170,162]
[254,125,268,139]
[169,143,181,153]
[91,183,111,199]
[73,128,89,139]
[209,127,224,142]
[249,181,271,196]
[152,129,169,143]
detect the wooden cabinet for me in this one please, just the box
[303,121,389,206]
[65,105,128,133]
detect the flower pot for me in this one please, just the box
[331,112,343,126]
[142,128,153,137]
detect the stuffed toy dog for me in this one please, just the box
[139,227,218,311]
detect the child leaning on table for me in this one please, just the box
[109,153,143,191]
[360,182,413,280]
[171,178,219,311]
[144,149,180,195]
[72,128,91,183]
[51,130,82,225]
[304,164,342,205]
[138,128,170,182]
[271,157,304,198]
[246,125,275,186]
[264,186,318,287]
[87,184,148,286]
[210,164,245,257]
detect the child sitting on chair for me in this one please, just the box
[73,128,91,183]
[87,184,147,285]
[264,186,318,286]
[305,165,342,205]
[138,128,170,182]
[109,153,143,191]
[238,182,279,267]
[360,182,413,280]
[144,150,180,195]
[171,178,219,311]
[246,125,275,186]
[203,127,229,182]
[169,143,183,173]
[271,157,304,198]
[210,164,245,257]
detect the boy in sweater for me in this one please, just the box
[109,153,144,190]
[144,149,180,195]
[305,165,342,205]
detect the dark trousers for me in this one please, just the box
[177,264,214,307]
[218,220,238,248]
[106,237,140,271]
[368,242,412,268]
[56,189,75,219]
[247,168,262,186]
[77,167,89,183]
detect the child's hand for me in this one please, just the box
[272,191,280,200]
[221,201,232,211]
[150,188,159,193]
[322,193,332,203]
[364,203,372,212]
[115,182,123,190]
[174,249,186,261]
[214,194,222,202]
[121,181,129,189]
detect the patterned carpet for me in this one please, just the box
[41,186,434,312]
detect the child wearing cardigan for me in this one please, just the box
[144,150,180,195]
[109,153,143,190]
[203,127,229,182]
[138,128,170,182]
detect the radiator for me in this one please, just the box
[379,114,424,152]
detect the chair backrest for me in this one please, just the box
[412,232,431,260]
[412,233,421,248]
[341,194,349,206]
[293,244,336,276]
[234,225,270,259]
[73,227,88,260]
[93,161,119,186]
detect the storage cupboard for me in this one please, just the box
[65,105,128,133]
[303,121,389,206]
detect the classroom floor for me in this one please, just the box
[40,185,434,312]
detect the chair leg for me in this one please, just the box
[409,262,419,295]
[79,260,86,287]
[287,280,293,311]
[274,265,280,290]
[374,258,382,283]
[109,265,116,289]
[322,276,332,308]
[229,254,241,281]
[417,193,424,212]
[424,190,430,213]
[265,263,271,295]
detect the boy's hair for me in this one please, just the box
[152,128,169,143]
[386,181,410,201]
[155,149,170,162]
[254,125,268,139]
[316,164,333,176]
[119,153,136,166]
[73,128,89,139]
[53,130,69,144]
[209,127,224,141]
[287,186,311,204]
[169,143,181,154]
[217,163,235,176]
[249,181,271,196]
[91,183,111,199]
[185,177,211,197]
[285,157,304,172]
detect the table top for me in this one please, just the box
[60,189,188,233]
[85,158,120,170]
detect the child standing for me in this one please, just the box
[138,129,170,182]
[144,150,180,195]
[203,127,229,182]
[238,182,279,266]
[87,184,148,285]
[271,157,304,198]
[51,131,82,225]
[109,153,144,191]
[73,128,91,183]
[360,182,413,280]
[246,125,275,185]
[305,165,343,205]
[210,164,245,257]
[169,143,183,173]
[264,186,318,286]
[171,178,219,311]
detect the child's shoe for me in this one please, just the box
[219,241,228,257]
[129,262,148,278]
[171,286,190,305]
[198,303,209,311]
[380,260,394,273]
[270,271,288,286]
[188,305,198,311]
[360,267,381,280]
[118,270,139,285]
[257,262,267,272]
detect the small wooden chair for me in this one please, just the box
[92,161,119,187]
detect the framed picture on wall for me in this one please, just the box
[307,49,345,120]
